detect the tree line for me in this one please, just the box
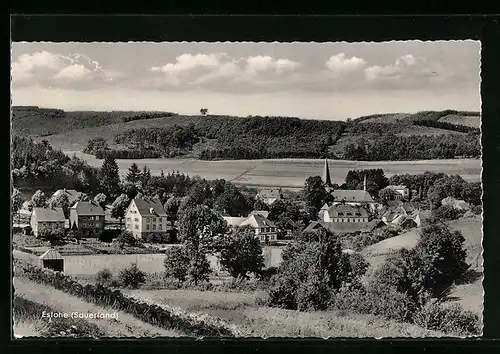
[342,132,480,160]
[412,120,479,134]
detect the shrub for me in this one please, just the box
[115,231,139,247]
[164,246,190,282]
[332,281,418,323]
[347,252,370,278]
[117,262,146,289]
[96,268,114,287]
[143,232,175,244]
[432,205,464,220]
[38,229,66,246]
[413,302,481,336]
[187,254,212,285]
[471,204,482,215]
[258,266,279,281]
[267,229,354,311]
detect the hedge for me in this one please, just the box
[14,259,239,337]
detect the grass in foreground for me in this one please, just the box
[13,295,104,338]
[14,276,182,337]
[123,288,448,338]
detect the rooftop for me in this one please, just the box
[33,207,66,222]
[71,201,105,216]
[332,189,374,203]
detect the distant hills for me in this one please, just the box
[10,106,481,161]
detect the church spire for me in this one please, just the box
[323,159,333,189]
[363,173,367,192]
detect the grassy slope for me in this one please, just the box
[362,216,483,315]
[123,288,448,337]
[13,276,181,337]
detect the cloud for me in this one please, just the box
[11,51,125,88]
[150,53,223,75]
[245,55,301,75]
[362,54,459,89]
[325,53,367,74]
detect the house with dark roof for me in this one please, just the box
[250,210,270,219]
[30,207,66,237]
[125,197,169,239]
[323,204,370,223]
[223,214,278,244]
[69,201,105,238]
[51,189,80,207]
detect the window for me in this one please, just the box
[134,218,139,222]
[127,217,131,222]
[152,224,156,230]
[260,235,265,241]
[261,228,265,233]
[126,223,131,229]
[158,217,162,222]
[146,224,150,230]
[96,216,100,221]
[159,224,162,230]
[135,225,139,230]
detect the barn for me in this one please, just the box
[39,248,64,272]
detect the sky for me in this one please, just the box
[11,41,481,120]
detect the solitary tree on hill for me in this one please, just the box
[200,108,209,116]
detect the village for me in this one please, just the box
[13,158,478,267]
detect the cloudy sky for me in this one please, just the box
[11,41,480,120]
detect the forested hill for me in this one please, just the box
[11,106,481,161]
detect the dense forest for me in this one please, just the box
[342,132,480,160]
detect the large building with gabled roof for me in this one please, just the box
[125,197,169,239]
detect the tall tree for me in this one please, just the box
[49,193,71,218]
[164,196,181,226]
[12,188,23,218]
[111,193,131,226]
[217,225,265,281]
[93,193,107,210]
[100,155,121,198]
[125,163,142,184]
[31,190,47,208]
[302,176,330,210]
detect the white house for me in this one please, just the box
[386,185,410,200]
[255,188,282,206]
[125,197,169,239]
[223,214,278,244]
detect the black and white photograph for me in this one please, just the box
[11,40,483,338]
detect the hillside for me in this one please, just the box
[353,110,481,129]
[11,106,481,161]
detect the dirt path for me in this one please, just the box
[14,276,182,338]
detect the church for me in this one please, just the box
[322,159,377,210]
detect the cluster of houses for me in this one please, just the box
[16,159,472,245]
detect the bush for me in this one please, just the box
[164,246,190,282]
[96,268,114,287]
[258,266,279,281]
[332,281,418,323]
[115,231,139,247]
[38,229,66,246]
[471,204,482,215]
[117,262,146,289]
[347,252,370,278]
[142,232,175,244]
[432,205,464,221]
[267,230,354,311]
[413,302,481,336]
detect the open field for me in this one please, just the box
[357,111,481,128]
[14,276,181,337]
[62,151,481,188]
[13,246,284,277]
[122,288,448,337]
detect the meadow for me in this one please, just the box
[63,151,481,188]
[13,247,284,277]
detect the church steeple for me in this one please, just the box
[323,159,333,190]
[363,173,367,192]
